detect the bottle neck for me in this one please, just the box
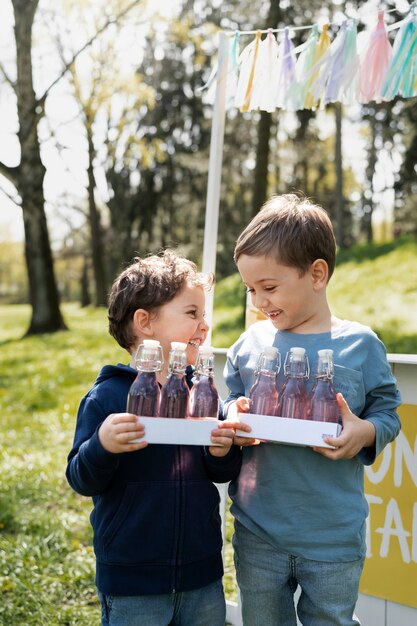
[169,367,187,378]
[287,361,307,378]
[137,364,159,373]
[198,367,214,378]
[168,349,187,376]
[257,369,276,379]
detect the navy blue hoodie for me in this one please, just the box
[66,364,241,596]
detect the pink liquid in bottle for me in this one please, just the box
[127,339,163,417]
[159,342,190,418]
[249,346,280,416]
[279,347,309,419]
[309,349,339,423]
[190,347,219,417]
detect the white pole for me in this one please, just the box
[202,32,229,345]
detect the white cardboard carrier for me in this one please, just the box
[133,416,221,446]
[237,413,342,448]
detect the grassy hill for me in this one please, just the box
[212,236,417,354]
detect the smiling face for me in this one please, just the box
[147,282,209,368]
[237,254,330,334]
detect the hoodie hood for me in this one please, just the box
[94,363,136,385]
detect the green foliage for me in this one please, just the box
[212,274,246,348]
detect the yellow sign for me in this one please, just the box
[361,403,417,607]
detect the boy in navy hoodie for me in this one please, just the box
[66,250,240,626]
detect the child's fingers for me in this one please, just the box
[123,440,149,452]
[236,397,251,412]
[232,421,257,446]
[211,427,235,440]
[234,435,260,447]
[109,412,140,424]
[235,421,252,433]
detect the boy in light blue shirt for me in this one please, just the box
[225,194,401,626]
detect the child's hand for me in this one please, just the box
[208,420,237,457]
[313,393,376,460]
[226,396,250,419]
[227,398,260,447]
[98,413,148,454]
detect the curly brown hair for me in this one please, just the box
[108,250,214,351]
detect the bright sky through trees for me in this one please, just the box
[0,0,411,242]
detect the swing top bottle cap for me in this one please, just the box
[143,339,161,348]
[263,346,279,357]
[199,346,214,355]
[171,341,187,350]
[318,348,333,357]
[290,347,306,360]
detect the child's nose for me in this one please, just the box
[200,318,209,332]
[254,293,269,310]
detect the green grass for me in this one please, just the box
[0,305,125,624]
[0,237,416,622]
[328,237,417,354]
[0,304,238,623]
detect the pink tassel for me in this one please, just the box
[359,10,393,103]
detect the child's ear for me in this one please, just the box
[132,309,154,336]
[310,259,329,289]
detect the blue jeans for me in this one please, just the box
[233,521,364,626]
[97,579,226,626]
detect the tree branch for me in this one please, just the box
[0,183,21,207]
[38,0,144,106]
[0,160,20,188]
[0,62,16,90]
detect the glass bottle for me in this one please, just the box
[159,341,190,418]
[309,349,339,423]
[248,346,280,416]
[190,346,219,418]
[278,347,310,419]
[126,339,163,417]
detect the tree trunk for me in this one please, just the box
[86,122,107,306]
[292,110,314,193]
[251,0,282,217]
[362,109,376,243]
[12,0,67,334]
[252,111,272,217]
[80,257,91,307]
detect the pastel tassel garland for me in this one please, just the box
[275,28,298,110]
[286,25,319,111]
[382,2,417,99]
[310,22,347,106]
[322,20,359,106]
[303,24,332,109]
[237,30,262,112]
[234,35,255,109]
[200,4,417,112]
[359,11,393,103]
[226,32,240,107]
[251,29,281,112]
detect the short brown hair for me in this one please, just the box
[234,194,336,278]
[108,249,214,351]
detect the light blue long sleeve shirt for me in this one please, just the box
[224,319,401,561]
